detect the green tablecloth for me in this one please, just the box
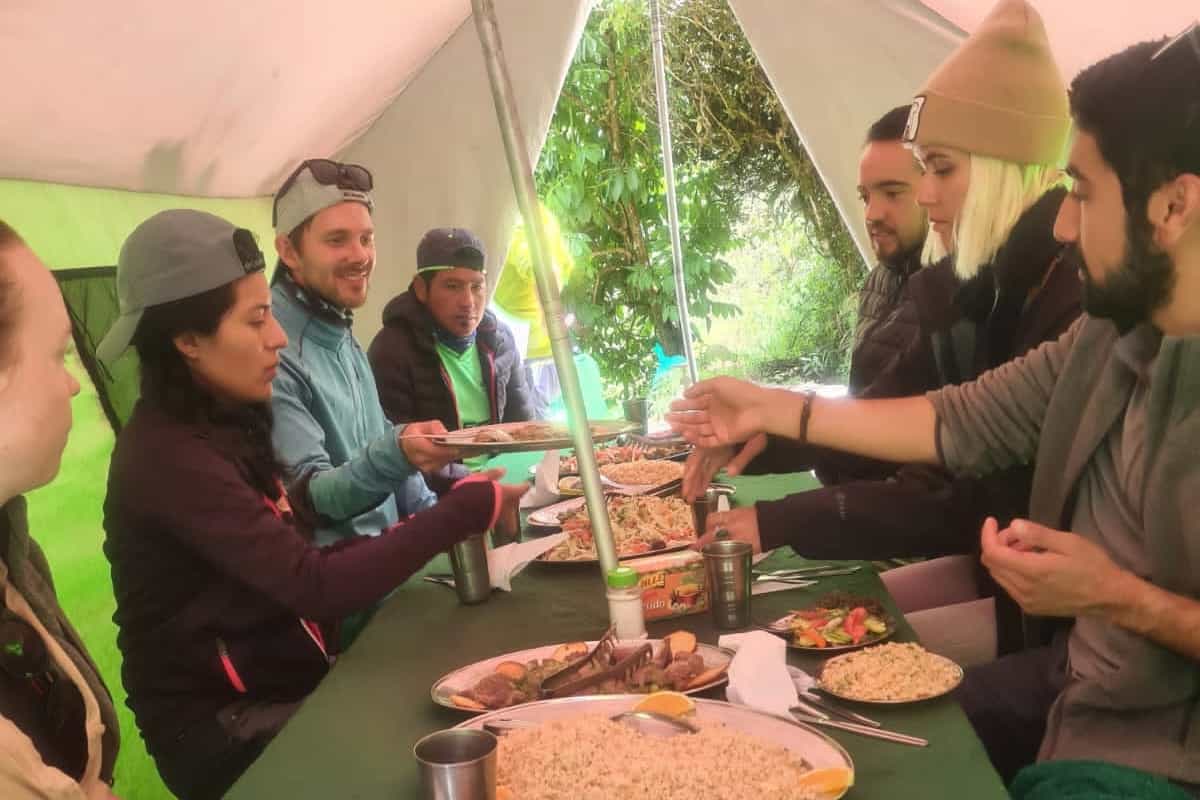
[228,457,1007,799]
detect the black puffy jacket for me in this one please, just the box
[367,289,534,431]
[848,247,923,394]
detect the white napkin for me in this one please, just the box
[486,533,567,591]
[752,579,813,596]
[520,450,560,509]
[717,630,799,717]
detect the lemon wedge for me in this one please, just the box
[797,766,854,795]
[632,690,696,718]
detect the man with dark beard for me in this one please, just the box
[851,105,929,392]
[668,28,1200,792]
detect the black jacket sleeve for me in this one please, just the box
[368,326,418,425]
[498,327,535,423]
[756,463,1034,560]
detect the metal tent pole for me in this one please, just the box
[649,0,698,384]
[471,0,619,576]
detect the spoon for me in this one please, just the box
[483,709,698,737]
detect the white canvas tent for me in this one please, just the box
[2,3,1195,795]
[2,0,1194,353]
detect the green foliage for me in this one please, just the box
[538,0,862,400]
[539,0,741,401]
[702,200,861,386]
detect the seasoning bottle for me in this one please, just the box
[606,566,647,640]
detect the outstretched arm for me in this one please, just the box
[668,378,939,466]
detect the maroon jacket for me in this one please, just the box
[103,399,499,761]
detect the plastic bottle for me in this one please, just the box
[605,566,647,640]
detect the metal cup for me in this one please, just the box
[449,534,492,605]
[691,487,719,536]
[623,397,650,435]
[702,539,752,629]
[414,728,497,800]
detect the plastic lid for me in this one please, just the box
[606,566,640,589]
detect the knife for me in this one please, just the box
[789,711,928,747]
[799,691,881,728]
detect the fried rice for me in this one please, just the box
[495,715,818,799]
[820,642,962,702]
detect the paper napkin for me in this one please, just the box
[486,533,567,591]
[717,629,799,717]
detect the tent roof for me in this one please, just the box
[2,1,475,197]
[3,0,1196,306]
[729,0,1197,263]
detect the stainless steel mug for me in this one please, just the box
[702,539,752,629]
[691,487,719,536]
[449,534,491,605]
[414,728,497,800]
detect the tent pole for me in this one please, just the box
[471,0,619,577]
[648,0,699,385]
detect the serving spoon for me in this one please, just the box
[483,709,698,738]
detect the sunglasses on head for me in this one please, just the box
[272,159,374,226]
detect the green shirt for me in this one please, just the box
[436,341,491,428]
[436,341,493,470]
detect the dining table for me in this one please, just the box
[227,449,1008,799]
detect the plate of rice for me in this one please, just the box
[456,695,854,800]
[818,642,963,704]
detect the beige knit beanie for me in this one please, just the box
[902,0,1070,165]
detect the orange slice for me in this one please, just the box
[633,690,696,718]
[797,767,854,794]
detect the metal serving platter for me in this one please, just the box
[434,420,636,454]
[455,694,855,800]
[431,640,733,711]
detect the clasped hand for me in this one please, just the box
[980,517,1129,618]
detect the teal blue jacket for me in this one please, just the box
[270,271,436,546]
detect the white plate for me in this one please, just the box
[763,610,898,653]
[818,647,964,704]
[525,494,697,563]
[456,695,854,800]
[435,420,635,454]
[526,495,586,527]
[432,640,733,711]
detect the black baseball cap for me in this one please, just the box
[415,227,486,274]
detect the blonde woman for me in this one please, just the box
[875,0,1084,664]
[691,0,1083,669]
